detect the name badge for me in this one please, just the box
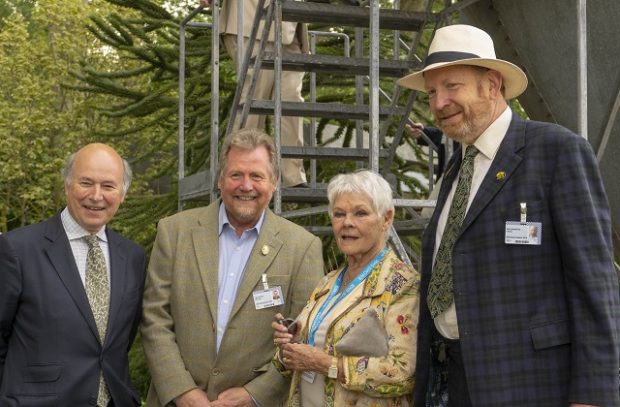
[252,286,284,309]
[505,221,542,245]
[301,370,316,383]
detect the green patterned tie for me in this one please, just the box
[85,235,111,407]
[428,145,479,318]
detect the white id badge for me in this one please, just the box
[301,371,316,383]
[505,221,542,245]
[252,286,284,309]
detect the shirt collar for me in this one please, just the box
[61,207,108,242]
[218,202,266,236]
[462,106,512,161]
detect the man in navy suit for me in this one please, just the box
[398,25,620,406]
[0,143,146,406]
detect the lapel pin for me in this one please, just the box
[261,245,270,256]
[496,171,506,181]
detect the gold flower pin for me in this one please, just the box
[261,245,270,255]
[496,171,506,181]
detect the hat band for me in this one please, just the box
[424,51,480,68]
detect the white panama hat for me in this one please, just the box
[397,24,528,100]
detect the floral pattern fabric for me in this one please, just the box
[274,248,420,407]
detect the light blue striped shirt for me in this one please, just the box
[216,203,265,352]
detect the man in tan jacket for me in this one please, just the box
[141,129,323,407]
[200,0,308,187]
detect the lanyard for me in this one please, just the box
[308,246,388,346]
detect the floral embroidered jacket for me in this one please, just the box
[274,248,420,407]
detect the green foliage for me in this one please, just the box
[0,0,113,231]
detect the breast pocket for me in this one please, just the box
[502,199,545,223]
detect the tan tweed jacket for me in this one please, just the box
[141,201,323,406]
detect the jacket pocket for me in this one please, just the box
[22,365,62,383]
[11,394,58,407]
[252,362,271,374]
[530,320,570,350]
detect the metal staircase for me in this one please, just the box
[177,0,458,268]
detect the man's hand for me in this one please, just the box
[404,122,425,139]
[200,0,212,7]
[175,388,212,407]
[570,404,599,407]
[211,387,255,407]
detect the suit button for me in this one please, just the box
[89,397,97,405]
[212,368,221,376]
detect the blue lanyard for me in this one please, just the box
[308,246,388,346]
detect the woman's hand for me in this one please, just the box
[272,313,294,346]
[280,343,332,375]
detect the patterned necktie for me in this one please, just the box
[85,235,111,407]
[428,145,479,319]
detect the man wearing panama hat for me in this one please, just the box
[398,24,619,407]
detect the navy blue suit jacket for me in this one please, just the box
[415,113,620,406]
[0,212,146,406]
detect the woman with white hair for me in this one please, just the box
[272,170,420,406]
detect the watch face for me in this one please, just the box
[328,358,338,378]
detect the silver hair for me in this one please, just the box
[61,152,133,196]
[327,170,394,218]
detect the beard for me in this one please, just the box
[438,98,495,144]
[230,205,259,223]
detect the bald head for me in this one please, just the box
[62,143,133,233]
[62,143,132,196]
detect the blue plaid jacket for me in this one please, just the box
[414,112,620,406]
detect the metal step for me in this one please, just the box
[281,184,328,203]
[178,170,213,201]
[302,219,429,236]
[281,1,427,31]
[257,52,419,77]
[281,146,388,160]
[247,100,408,120]
[177,173,437,210]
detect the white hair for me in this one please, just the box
[327,170,394,218]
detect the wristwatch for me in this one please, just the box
[327,356,338,379]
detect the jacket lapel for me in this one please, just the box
[43,214,100,341]
[105,229,127,344]
[461,114,526,233]
[194,203,221,324]
[229,209,283,320]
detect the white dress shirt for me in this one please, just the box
[432,107,512,339]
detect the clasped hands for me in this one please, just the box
[174,387,254,407]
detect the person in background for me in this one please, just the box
[397,24,620,407]
[406,121,448,180]
[141,128,324,407]
[273,170,420,407]
[199,0,308,187]
[0,143,146,406]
